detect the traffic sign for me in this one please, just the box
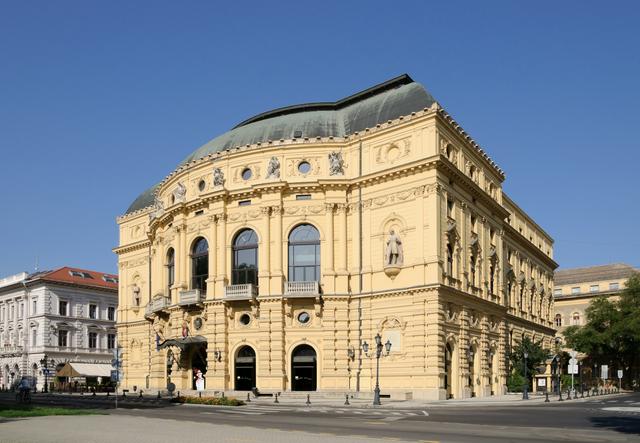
[110,370,120,382]
[601,365,609,379]
[568,364,579,374]
[111,358,120,368]
[617,370,623,379]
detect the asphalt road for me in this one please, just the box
[2,392,639,442]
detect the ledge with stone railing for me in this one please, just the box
[224,284,258,300]
[284,281,320,297]
[179,289,202,306]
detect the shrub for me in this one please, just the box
[170,395,244,406]
[507,372,526,393]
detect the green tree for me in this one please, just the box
[564,273,640,389]
[508,337,549,391]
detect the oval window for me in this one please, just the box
[298,161,311,174]
[297,311,310,324]
[239,313,251,326]
[242,168,252,180]
[198,180,206,191]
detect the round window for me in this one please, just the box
[239,313,251,326]
[198,180,206,192]
[297,311,310,324]
[241,168,252,180]
[194,317,203,330]
[298,161,311,174]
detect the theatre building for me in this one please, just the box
[114,74,557,399]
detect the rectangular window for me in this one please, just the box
[20,303,24,318]
[31,329,37,346]
[238,200,251,206]
[107,307,115,321]
[447,199,454,217]
[610,282,619,291]
[553,288,562,296]
[571,287,580,295]
[11,305,15,320]
[89,304,97,319]
[590,284,599,293]
[296,194,311,200]
[107,334,116,350]
[59,301,68,316]
[58,330,68,347]
[88,332,97,349]
[32,300,37,315]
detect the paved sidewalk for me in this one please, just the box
[0,415,418,443]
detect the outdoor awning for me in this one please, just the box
[56,362,112,378]
[158,335,207,351]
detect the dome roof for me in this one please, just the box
[125,74,436,215]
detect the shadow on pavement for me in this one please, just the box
[590,416,640,435]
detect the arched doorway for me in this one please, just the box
[190,345,208,390]
[291,344,317,391]
[234,346,256,391]
[445,343,453,399]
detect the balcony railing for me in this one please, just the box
[284,281,320,297]
[0,345,24,356]
[179,289,202,306]
[145,296,170,317]
[224,284,258,300]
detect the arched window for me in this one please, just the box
[446,242,454,276]
[572,312,580,325]
[166,248,175,294]
[555,314,562,327]
[288,224,320,282]
[232,229,258,286]
[191,237,209,293]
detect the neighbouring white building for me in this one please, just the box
[0,267,118,390]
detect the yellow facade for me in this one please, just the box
[114,76,557,400]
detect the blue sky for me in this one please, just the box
[0,1,638,276]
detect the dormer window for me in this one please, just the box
[69,270,93,279]
[102,275,118,284]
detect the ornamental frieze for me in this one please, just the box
[374,137,411,164]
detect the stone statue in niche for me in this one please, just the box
[266,156,280,179]
[172,182,186,203]
[213,168,225,187]
[385,229,404,266]
[149,196,165,220]
[328,151,344,176]
[132,285,141,307]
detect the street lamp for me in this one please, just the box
[39,354,55,393]
[523,351,529,400]
[362,333,392,406]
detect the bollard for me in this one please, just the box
[586,389,590,397]
[107,391,110,397]
[558,388,564,401]
[580,389,584,398]
[246,393,251,402]
[93,390,96,397]
[199,392,202,398]
[345,394,350,406]
[274,393,279,404]
[306,394,311,406]
[566,389,571,400]
[544,391,549,403]
[139,391,143,398]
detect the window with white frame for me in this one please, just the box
[89,304,97,319]
[20,303,24,318]
[31,329,36,346]
[107,307,115,321]
[572,312,581,325]
[590,284,599,293]
[32,299,37,315]
[107,333,116,349]
[610,282,619,291]
[88,332,97,349]
[58,330,68,347]
[555,314,562,327]
[553,288,562,296]
[571,287,580,295]
[59,300,68,316]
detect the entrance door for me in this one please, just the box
[291,345,316,391]
[235,346,256,391]
[190,345,208,390]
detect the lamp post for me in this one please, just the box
[523,351,529,400]
[39,354,55,393]
[362,333,391,406]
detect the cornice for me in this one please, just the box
[503,224,558,270]
[113,239,151,255]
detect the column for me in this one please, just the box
[271,206,284,294]
[178,223,187,289]
[207,215,217,299]
[336,203,348,292]
[324,203,335,294]
[259,207,271,295]
[215,214,227,295]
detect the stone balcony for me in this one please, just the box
[224,284,258,300]
[144,296,170,317]
[179,289,203,306]
[284,281,320,298]
[0,345,24,356]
